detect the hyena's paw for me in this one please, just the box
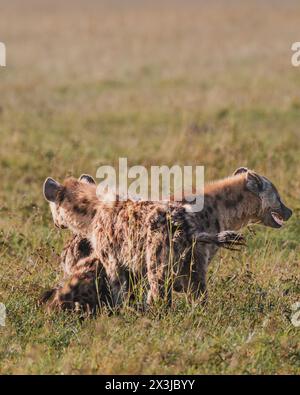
[216,231,246,250]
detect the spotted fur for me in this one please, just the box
[40,256,111,314]
[43,168,292,310]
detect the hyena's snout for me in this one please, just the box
[270,202,292,228]
[280,203,293,221]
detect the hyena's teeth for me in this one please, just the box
[271,212,284,226]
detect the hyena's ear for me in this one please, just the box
[233,167,248,176]
[43,178,61,202]
[79,174,96,185]
[245,171,263,194]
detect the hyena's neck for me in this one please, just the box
[64,188,100,237]
[204,174,261,231]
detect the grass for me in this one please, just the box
[0,0,299,374]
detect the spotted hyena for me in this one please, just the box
[40,256,110,314]
[41,174,141,312]
[40,176,112,313]
[43,167,292,309]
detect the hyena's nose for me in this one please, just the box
[282,205,293,221]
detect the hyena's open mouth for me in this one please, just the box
[271,211,284,227]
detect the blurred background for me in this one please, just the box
[1,1,300,185]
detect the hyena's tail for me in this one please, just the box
[195,231,246,251]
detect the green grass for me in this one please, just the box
[0,0,299,374]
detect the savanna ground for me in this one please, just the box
[0,0,299,374]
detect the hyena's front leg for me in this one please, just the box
[189,252,208,303]
[178,245,208,303]
[196,231,246,251]
[146,231,173,307]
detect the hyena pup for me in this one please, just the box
[43,167,292,309]
[40,255,110,314]
[41,174,145,312]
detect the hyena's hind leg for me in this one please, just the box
[104,265,130,309]
[146,213,173,307]
[145,205,190,308]
[40,258,111,315]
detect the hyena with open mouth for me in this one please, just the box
[42,168,292,310]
